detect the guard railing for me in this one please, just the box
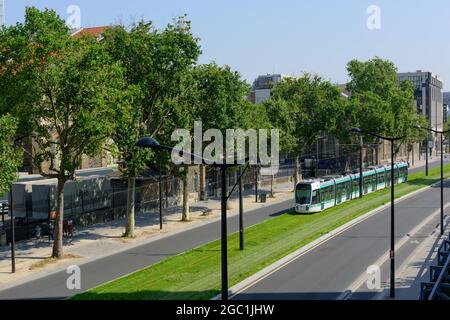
[420,234,450,300]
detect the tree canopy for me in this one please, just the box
[346,57,427,144]
[0,115,23,196]
[0,7,130,257]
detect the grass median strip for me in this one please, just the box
[73,164,450,300]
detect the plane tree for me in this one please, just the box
[102,17,201,231]
[166,63,255,220]
[0,115,23,197]
[266,74,346,186]
[0,8,127,258]
[346,57,427,157]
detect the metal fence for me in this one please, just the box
[420,233,450,300]
[1,148,390,245]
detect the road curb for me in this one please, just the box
[213,179,445,300]
[0,188,293,293]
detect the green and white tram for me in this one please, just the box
[295,162,409,214]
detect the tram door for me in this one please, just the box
[336,184,342,204]
[346,181,352,201]
[386,170,391,187]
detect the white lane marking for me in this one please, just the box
[338,204,449,300]
[218,179,447,301]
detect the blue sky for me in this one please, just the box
[4,0,450,89]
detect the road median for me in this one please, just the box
[73,164,450,300]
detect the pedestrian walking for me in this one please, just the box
[48,220,54,241]
[67,216,74,237]
[34,224,42,244]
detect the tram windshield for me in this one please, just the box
[296,184,312,205]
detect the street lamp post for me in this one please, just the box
[415,125,450,236]
[9,185,15,273]
[359,135,364,198]
[441,134,444,236]
[349,132,364,199]
[220,166,228,299]
[255,169,258,203]
[316,139,319,178]
[315,136,327,178]
[1,202,5,231]
[426,137,429,176]
[351,128,405,298]
[136,137,250,300]
[159,160,163,230]
[239,167,244,251]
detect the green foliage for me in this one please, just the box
[189,63,252,131]
[266,73,347,153]
[346,57,427,144]
[347,57,399,99]
[102,17,202,177]
[0,115,23,195]
[263,98,296,152]
[0,7,125,180]
[73,164,450,300]
[103,16,202,136]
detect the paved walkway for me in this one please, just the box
[0,156,446,297]
[0,180,294,291]
[377,221,449,300]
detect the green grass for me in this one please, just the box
[73,164,450,300]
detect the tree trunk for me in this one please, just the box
[52,179,65,259]
[293,155,301,188]
[419,142,421,161]
[199,164,206,201]
[182,166,190,221]
[270,174,275,198]
[124,177,136,238]
[375,145,379,165]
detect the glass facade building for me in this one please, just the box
[398,71,444,152]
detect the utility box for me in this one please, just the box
[0,230,6,246]
[260,193,267,203]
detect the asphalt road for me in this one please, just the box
[233,170,450,300]
[0,158,447,300]
[0,195,294,299]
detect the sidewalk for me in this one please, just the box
[0,158,445,293]
[379,218,449,300]
[397,153,441,170]
[0,180,294,290]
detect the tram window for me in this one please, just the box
[296,185,311,205]
[312,190,319,205]
[322,187,328,202]
[321,186,335,202]
[336,184,341,196]
[353,179,359,191]
[346,181,352,195]
[340,183,346,196]
[401,167,407,178]
[344,182,351,194]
